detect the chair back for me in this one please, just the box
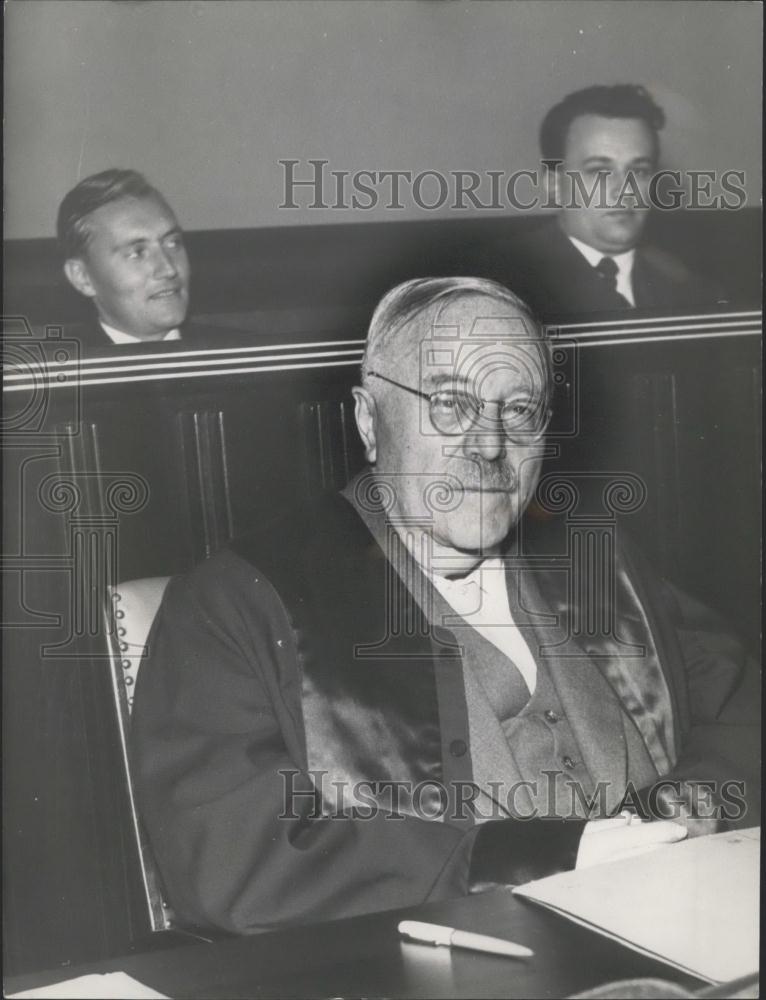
[106,577,173,933]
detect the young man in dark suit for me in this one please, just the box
[475,85,725,318]
[57,168,248,352]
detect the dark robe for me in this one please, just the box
[131,483,758,933]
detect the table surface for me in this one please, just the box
[4,887,706,999]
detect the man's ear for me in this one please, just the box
[63,258,97,299]
[351,386,378,464]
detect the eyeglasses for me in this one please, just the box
[365,370,551,443]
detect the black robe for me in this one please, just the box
[131,487,758,933]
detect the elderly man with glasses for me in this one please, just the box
[132,277,757,935]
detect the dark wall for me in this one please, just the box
[4,210,762,337]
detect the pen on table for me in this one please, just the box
[398,920,534,960]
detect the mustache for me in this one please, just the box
[449,468,520,493]
[458,481,517,494]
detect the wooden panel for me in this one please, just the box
[544,326,761,647]
[176,408,234,561]
[299,397,364,497]
[2,444,148,973]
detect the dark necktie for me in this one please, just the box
[594,256,630,306]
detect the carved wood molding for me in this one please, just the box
[3,312,761,393]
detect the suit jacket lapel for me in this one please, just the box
[429,585,530,817]
[344,477,534,816]
[541,226,634,313]
[633,252,671,309]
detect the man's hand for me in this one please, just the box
[576,814,687,870]
[650,781,726,838]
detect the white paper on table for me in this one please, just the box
[6,971,169,999]
[513,827,760,984]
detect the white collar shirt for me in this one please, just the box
[429,557,538,695]
[100,322,182,345]
[568,235,636,306]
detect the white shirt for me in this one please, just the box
[568,235,636,307]
[430,557,538,695]
[100,322,182,345]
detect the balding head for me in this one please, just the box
[362,276,550,392]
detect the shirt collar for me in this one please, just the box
[394,523,496,586]
[100,322,182,344]
[567,235,636,278]
[431,556,505,596]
